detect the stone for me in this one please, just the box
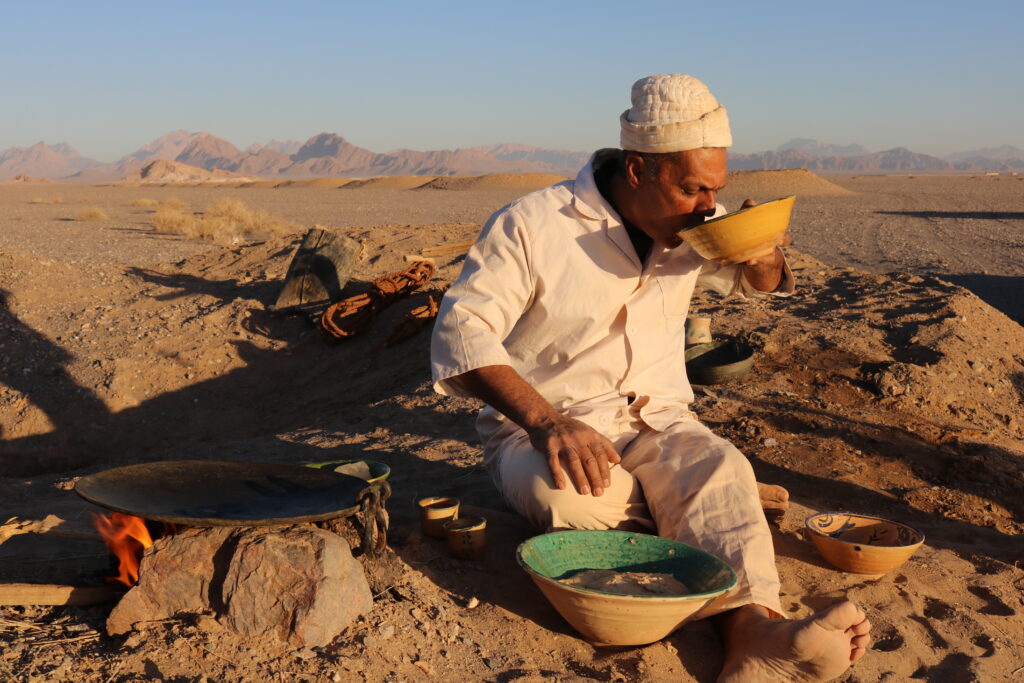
[107,526,235,636]
[106,524,373,649]
[221,526,373,648]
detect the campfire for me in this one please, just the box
[92,512,155,587]
[75,460,390,647]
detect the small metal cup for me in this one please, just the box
[418,496,460,538]
[443,516,487,560]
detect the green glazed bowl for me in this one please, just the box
[516,530,737,646]
[306,459,391,486]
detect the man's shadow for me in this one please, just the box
[0,288,112,467]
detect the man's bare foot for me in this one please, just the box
[757,482,789,519]
[717,602,871,682]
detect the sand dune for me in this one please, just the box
[722,168,854,200]
[343,176,436,189]
[271,177,355,189]
[419,173,568,191]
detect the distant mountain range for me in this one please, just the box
[0,131,590,181]
[0,133,1021,181]
[729,138,1024,173]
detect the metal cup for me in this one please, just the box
[418,496,460,538]
[443,516,486,560]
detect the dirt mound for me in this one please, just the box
[344,176,435,190]
[721,168,854,200]
[2,179,1024,681]
[419,173,567,191]
[122,160,254,185]
[691,250,1024,537]
[0,174,54,185]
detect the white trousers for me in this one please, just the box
[482,416,783,616]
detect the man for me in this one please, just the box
[431,74,871,681]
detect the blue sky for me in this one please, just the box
[3,0,1021,160]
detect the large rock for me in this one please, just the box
[107,526,235,636]
[221,526,373,647]
[106,525,372,647]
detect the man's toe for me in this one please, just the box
[816,601,865,632]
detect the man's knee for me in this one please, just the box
[637,426,758,493]
[500,458,640,532]
[518,472,613,531]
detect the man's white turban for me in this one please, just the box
[619,74,732,153]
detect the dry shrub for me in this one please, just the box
[151,198,298,243]
[131,198,159,207]
[75,207,109,221]
[72,196,92,203]
[160,198,188,211]
[29,197,63,204]
[152,206,193,233]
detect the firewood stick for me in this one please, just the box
[0,516,101,546]
[0,583,119,606]
[419,239,476,258]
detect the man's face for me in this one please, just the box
[624,147,728,249]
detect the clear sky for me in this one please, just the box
[3,0,1021,160]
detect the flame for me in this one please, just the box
[92,512,153,587]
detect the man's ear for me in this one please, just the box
[623,153,646,188]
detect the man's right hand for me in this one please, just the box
[455,364,622,497]
[525,414,621,497]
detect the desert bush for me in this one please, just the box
[72,196,92,203]
[159,198,188,211]
[75,207,109,221]
[152,206,193,233]
[131,198,159,207]
[29,197,62,204]
[150,198,298,244]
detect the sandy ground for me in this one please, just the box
[0,173,1022,681]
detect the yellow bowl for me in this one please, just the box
[805,512,924,575]
[680,195,795,261]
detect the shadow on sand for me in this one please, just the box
[938,273,1024,324]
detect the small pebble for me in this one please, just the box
[465,596,480,609]
[762,437,778,447]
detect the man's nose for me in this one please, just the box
[695,190,717,214]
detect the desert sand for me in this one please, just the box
[0,172,1022,681]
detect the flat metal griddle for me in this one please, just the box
[75,460,372,527]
